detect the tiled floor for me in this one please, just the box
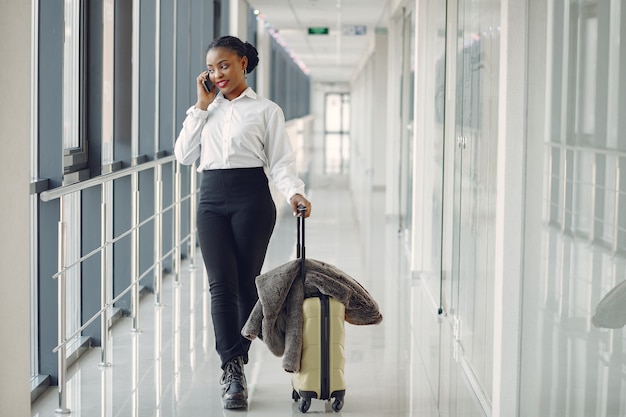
[31,155,484,416]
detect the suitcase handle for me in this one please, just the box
[296,205,306,282]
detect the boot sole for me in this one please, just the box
[222,398,248,409]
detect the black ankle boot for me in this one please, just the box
[220,356,248,409]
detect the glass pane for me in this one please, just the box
[324,133,349,174]
[521,1,626,416]
[399,10,415,237]
[324,93,350,174]
[341,95,350,132]
[451,0,500,405]
[325,93,344,132]
[417,0,447,291]
[63,0,80,150]
[411,0,449,397]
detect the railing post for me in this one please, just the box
[613,162,620,254]
[131,172,141,332]
[131,332,140,417]
[154,165,163,305]
[55,198,70,414]
[99,183,111,367]
[589,157,596,242]
[561,154,568,232]
[174,161,181,284]
[189,162,197,269]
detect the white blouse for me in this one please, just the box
[174,87,305,201]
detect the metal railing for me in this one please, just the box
[40,156,198,414]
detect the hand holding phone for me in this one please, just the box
[195,71,215,110]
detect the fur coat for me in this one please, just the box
[241,258,383,372]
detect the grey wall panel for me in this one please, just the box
[139,171,156,290]
[112,0,133,311]
[139,0,156,156]
[138,2,157,286]
[37,0,64,383]
[81,186,102,344]
[86,0,103,177]
[158,0,175,271]
[81,0,104,346]
[112,176,132,311]
[114,0,132,164]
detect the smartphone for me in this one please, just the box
[202,78,214,93]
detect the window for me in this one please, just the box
[62,0,88,182]
[324,93,350,174]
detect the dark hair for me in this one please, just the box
[206,35,259,73]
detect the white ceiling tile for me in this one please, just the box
[247,0,388,82]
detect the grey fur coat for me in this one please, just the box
[241,258,383,372]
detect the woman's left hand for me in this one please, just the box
[290,194,311,218]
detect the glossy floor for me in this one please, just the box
[31,169,483,417]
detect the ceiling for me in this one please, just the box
[246,0,389,84]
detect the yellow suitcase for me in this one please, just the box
[291,207,346,413]
[291,294,346,413]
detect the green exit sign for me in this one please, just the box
[308,27,329,35]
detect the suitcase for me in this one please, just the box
[291,207,346,413]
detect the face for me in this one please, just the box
[206,47,248,100]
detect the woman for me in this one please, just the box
[174,35,311,409]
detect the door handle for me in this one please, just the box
[457,136,467,149]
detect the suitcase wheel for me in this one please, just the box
[292,391,343,413]
[298,397,311,413]
[332,397,344,412]
[292,390,311,413]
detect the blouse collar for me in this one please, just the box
[215,87,257,102]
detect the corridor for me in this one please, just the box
[30,147,483,417]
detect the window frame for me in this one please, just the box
[62,0,89,179]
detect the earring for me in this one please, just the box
[243,68,247,78]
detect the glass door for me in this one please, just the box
[414,0,449,307]
[450,0,499,410]
[399,7,415,241]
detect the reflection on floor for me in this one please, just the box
[31,169,484,417]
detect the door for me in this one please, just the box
[399,7,415,238]
[450,0,499,410]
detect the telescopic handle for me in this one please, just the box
[296,205,306,283]
[296,205,306,259]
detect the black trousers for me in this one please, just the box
[197,168,276,368]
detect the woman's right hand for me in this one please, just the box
[195,71,216,110]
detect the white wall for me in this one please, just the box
[255,18,271,99]
[345,30,389,297]
[228,0,249,39]
[0,0,32,414]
